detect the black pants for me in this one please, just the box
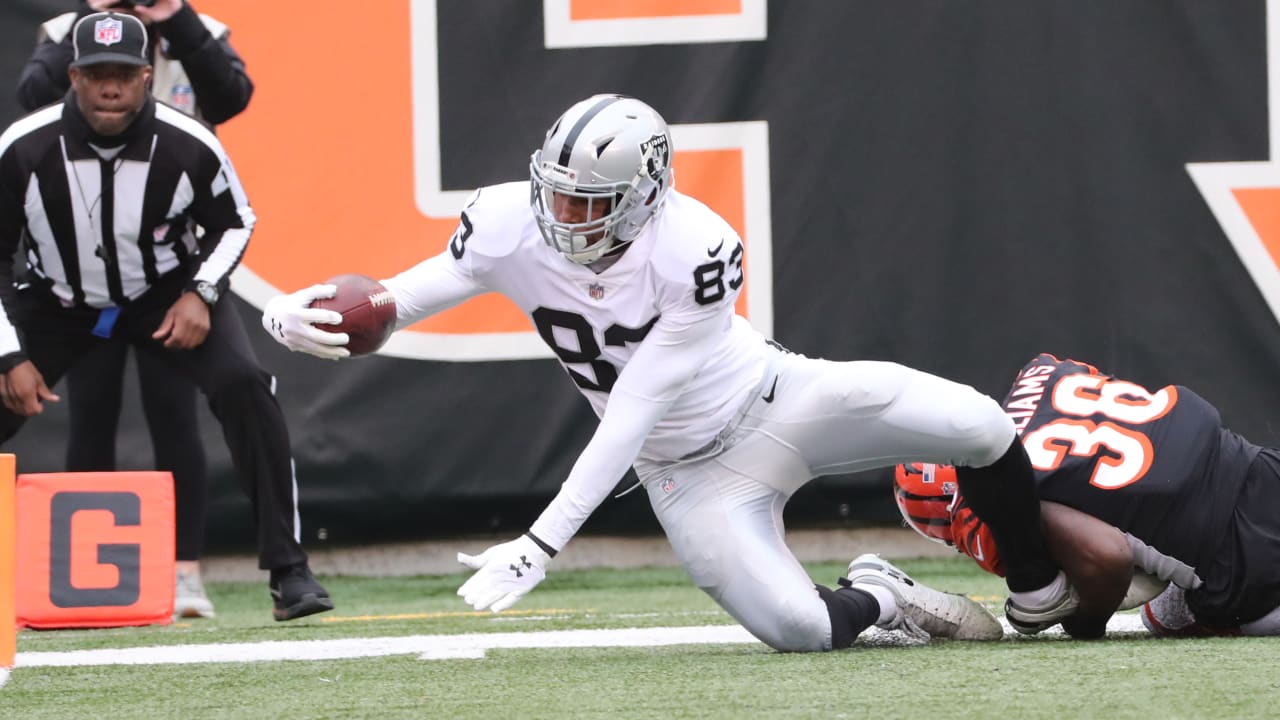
[65,343,208,562]
[0,277,307,570]
[1190,447,1280,625]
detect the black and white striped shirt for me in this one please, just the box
[0,95,252,362]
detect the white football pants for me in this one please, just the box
[637,346,1015,652]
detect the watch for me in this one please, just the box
[193,280,220,308]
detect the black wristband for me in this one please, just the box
[524,531,558,558]
[0,351,29,374]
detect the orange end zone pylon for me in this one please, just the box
[1,453,16,687]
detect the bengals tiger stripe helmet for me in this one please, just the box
[893,462,959,546]
[893,462,1005,576]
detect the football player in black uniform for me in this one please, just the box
[894,353,1280,639]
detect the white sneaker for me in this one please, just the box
[175,567,216,619]
[845,553,1004,641]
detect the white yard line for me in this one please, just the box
[18,625,756,667]
[14,615,1149,668]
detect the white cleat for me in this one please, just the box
[1140,583,1239,637]
[174,567,217,619]
[845,553,1004,641]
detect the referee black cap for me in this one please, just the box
[71,12,149,69]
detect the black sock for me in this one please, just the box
[816,583,881,649]
[955,438,1058,591]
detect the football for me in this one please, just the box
[309,273,397,356]
[1118,569,1169,611]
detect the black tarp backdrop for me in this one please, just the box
[0,1,1276,553]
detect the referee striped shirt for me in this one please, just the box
[0,95,253,362]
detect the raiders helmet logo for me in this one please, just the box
[640,133,670,182]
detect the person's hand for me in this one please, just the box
[457,535,552,612]
[128,0,183,25]
[0,361,60,416]
[90,0,184,24]
[152,291,210,349]
[261,284,350,360]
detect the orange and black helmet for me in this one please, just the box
[893,462,1004,576]
[892,462,958,546]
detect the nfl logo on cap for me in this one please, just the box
[94,17,124,46]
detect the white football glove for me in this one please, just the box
[457,534,553,613]
[261,284,350,360]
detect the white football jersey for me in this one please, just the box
[382,181,767,548]
[385,181,766,461]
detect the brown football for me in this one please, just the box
[308,273,397,356]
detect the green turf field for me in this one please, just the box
[5,557,1273,719]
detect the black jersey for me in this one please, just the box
[1000,354,1260,576]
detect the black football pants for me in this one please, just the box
[64,342,209,562]
[0,277,307,571]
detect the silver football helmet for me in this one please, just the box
[530,95,673,264]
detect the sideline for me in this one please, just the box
[16,616,1148,668]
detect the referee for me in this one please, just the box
[0,11,332,622]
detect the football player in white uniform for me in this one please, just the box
[263,95,1077,650]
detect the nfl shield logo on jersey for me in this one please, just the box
[661,478,676,494]
[95,17,124,45]
[588,283,605,300]
[171,84,195,113]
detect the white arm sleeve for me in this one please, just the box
[380,251,486,328]
[528,308,730,551]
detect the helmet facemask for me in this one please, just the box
[530,95,673,265]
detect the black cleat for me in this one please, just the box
[269,562,334,621]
